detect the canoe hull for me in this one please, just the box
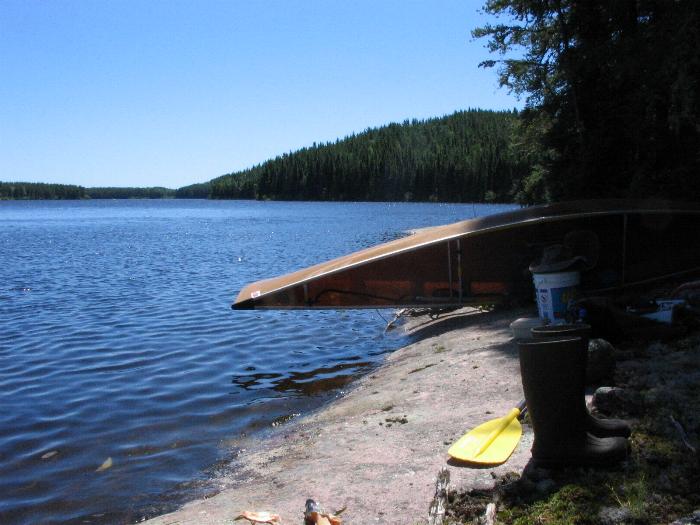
[233,200,700,310]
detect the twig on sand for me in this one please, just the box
[427,468,450,525]
[670,415,697,454]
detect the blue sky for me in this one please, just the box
[1,1,520,188]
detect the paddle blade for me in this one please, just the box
[448,413,522,465]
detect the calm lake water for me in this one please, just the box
[0,200,515,524]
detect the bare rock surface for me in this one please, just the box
[142,308,532,525]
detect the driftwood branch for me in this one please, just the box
[427,468,450,525]
[481,503,497,525]
[670,415,697,454]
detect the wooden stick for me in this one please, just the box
[670,415,697,454]
[481,503,497,525]
[427,468,450,525]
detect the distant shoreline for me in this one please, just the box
[0,195,516,204]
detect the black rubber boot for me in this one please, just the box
[518,337,628,468]
[531,324,631,438]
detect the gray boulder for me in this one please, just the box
[591,386,628,415]
[587,338,616,384]
[598,506,633,525]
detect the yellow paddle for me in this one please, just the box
[447,400,527,465]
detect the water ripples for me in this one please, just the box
[0,199,514,524]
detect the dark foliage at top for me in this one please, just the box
[475,0,700,203]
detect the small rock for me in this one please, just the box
[587,338,616,384]
[592,386,629,415]
[598,506,633,525]
[669,510,700,525]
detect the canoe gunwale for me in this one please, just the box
[240,296,506,310]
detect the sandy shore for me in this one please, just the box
[143,307,534,525]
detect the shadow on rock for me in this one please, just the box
[406,308,515,344]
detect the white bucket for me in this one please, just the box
[532,271,580,324]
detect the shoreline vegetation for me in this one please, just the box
[0,182,177,200]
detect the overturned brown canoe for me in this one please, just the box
[233,200,700,310]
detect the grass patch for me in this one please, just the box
[608,474,648,522]
[500,485,599,525]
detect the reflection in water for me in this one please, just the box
[231,361,373,395]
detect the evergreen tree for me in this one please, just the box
[0,182,86,199]
[474,0,700,203]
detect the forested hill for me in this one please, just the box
[4,110,530,202]
[179,109,529,202]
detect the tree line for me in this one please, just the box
[181,109,530,202]
[0,182,176,200]
[0,182,86,200]
[86,187,176,199]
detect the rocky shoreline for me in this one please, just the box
[142,307,532,524]
[141,307,699,525]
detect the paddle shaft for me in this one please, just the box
[474,400,526,458]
